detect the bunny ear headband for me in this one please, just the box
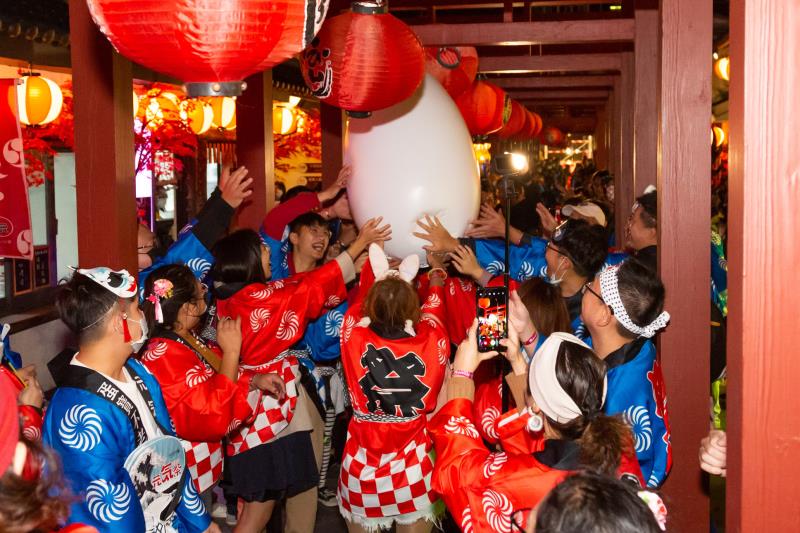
[368,243,419,283]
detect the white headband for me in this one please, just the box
[528,332,607,424]
[598,265,670,339]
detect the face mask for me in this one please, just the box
[546,257,567,285]
[129,316,149,352]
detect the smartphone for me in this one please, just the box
[476,286,508,353]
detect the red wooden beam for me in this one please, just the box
[320,103,344,188]
[235,70,274,229]
[615,52,634,245]
[492,75,616,89]
[506,89,610,99]
[411,18,634,46]
[633,8,658,194]
[535,116,598,133]
[521,99,607,105]
[657,0,712,530]
[479,53,622,73]
[69,0,136,272]
[727,1,800,530]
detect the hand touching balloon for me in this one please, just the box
[347,217,392,259]
[450,245,484,282]
[465,204,506,239]
[414,215,459,254]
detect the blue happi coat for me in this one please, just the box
[42,358,211,533]
[603,338,672,488]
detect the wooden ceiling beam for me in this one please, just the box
[411,18,633,46]
[520,99,608,105]
[479,53,622,73]
[493,75,617,88]
[508,89,610,99]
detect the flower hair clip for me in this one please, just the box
[147,279,174,324]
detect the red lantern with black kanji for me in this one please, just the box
[496,100,526,139]
[456,81,510,136]
[299,2,424,117]
[424,46,478,99]
[540,126,566,146]
[86,0,330,97]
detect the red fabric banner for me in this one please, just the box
[0,79,32,260]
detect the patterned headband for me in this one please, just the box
[598,265,670,339]
[528,332,607,424]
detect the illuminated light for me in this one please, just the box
[16,74,63,125]
[180,98,214,135]
[209,96,237,130]
[510,152,528,172]
[714,57,730,81]
[610,5,622,10]
[133,91,139,118]
[713,52,719,60]
[287,96,301,108]
[565,147,574,156]
[712,125,726,147]
[272,106,298,135]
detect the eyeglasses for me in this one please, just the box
[510,507,533,531]
[581,281,606,304]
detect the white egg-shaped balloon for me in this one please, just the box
[345,74,480,264]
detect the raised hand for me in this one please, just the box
[536,202,558,235]
[219,166,253,209]
[449,244,484,281]
[348,217,392,259]
[465,204,506,239]
[453,319,499,374]
[319,165,351,203]
[499,316,527,376]
[18,375,44,409]
[508,290,535,341]
[413,215,459,254]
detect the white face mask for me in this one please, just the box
[128,316,149,352]
[546,257,567,285]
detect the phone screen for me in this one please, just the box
[476,287,508,352]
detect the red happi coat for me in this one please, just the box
[338,265,449,522]
[417,275,477,346]
[140,336,255,492]
[19,404,42,441]
[215,260,346,455]
[430,398,645,533]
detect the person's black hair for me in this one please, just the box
[288,211,328,235]
[534,471,662,533]
[55,273,119,343]
[141,264,199,333]
[546,340,632,475]
[553,219,608,278]
[211,229,267,285]
[635,191,657,228]
[282,185,312,203]
[275,181,287,194]
[615,257,666,339]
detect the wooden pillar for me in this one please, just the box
[593,104,609,170]
[320,103,344,188]
[235,70,275,229]
[657,0,711,530]
[727,1,800,530]
[69,0,135,272]
[634,8,659,195]
[617,52,635,244]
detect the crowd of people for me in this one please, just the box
[0,163,728,533]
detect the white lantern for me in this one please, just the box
[16,75,63,126]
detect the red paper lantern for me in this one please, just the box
[496,100,526,139]
[299,2,424,117]
[424,46,479,99]
[540,126,565,146]
[86,0,331,97]
[530,111,543,137]
[456,81,510,136]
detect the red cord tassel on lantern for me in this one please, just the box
[424,46,478,99]
[300,2,425,117]
[456,80,510,136]
[86,0,331,97]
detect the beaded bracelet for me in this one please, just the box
[452,369,474,380]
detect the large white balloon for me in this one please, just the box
[345,74,480,263]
